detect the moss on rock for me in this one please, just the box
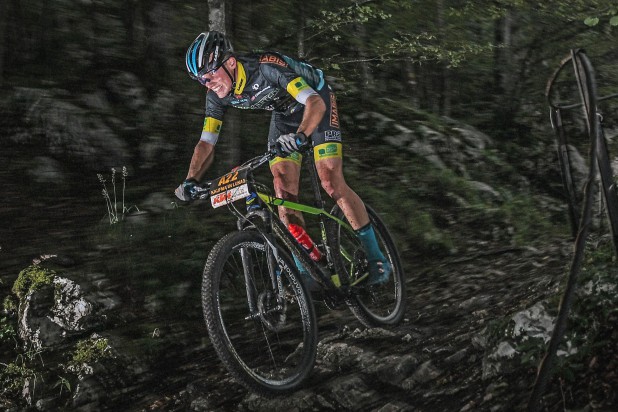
[11,265,56,300]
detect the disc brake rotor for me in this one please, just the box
[257,290,287,332]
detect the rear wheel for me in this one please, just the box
[327,204,406,327]
[202,230,317,395]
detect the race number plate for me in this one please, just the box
[210,167,250,209]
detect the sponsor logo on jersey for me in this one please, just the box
[314,142,342,161]
[233,90,279,110]
[259,54,288,67]
[203,117,222,134]
[231,98,249,105]
[254,85,271,98]
[329,92,340,128]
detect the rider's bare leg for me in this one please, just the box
[271,157,321,290]
[316,157,390,285]
[314,157,369,230]
[270,159,305,227]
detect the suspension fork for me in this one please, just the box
[236,218,260,314]
[236,211,284,314]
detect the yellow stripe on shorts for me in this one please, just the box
[314,142,342,161]
[269,151,303,167]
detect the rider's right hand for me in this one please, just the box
[174,178,198,202]
[275,132,307,157]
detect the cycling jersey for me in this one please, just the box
[200,52,342,152]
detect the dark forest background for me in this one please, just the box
[1,1,617,411]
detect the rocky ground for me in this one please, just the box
[126,238,573,412]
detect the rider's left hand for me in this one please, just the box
[276,132,306,157]
[174,178,198,202]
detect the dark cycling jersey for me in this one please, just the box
[200,52,342,154]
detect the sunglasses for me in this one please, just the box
[194,56,231,85]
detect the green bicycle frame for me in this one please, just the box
[255,192,367,287]
[256,193,354,233]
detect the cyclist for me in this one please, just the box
[175,31,390,286]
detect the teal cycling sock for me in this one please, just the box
[356,223,385,262]
[292,254,309,275]
[292,254,322,291]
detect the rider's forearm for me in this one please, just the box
[296,94,326,137]
[187,141,215,181]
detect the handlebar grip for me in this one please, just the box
[295,132,308,149]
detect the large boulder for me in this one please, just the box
[15,265,121,350]
[355,111,494,178]
[8,88,130,169]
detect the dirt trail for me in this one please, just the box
[135,239,572,412]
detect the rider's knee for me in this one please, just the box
[321,178,346,201]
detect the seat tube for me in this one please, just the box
[306,149,325,210]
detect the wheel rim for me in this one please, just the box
[336,213,405,323]
[213,239,314,387]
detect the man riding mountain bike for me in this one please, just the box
[175,31,390,287]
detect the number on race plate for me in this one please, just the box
[209,167,251,209]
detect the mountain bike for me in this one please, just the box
[193,140,406,395]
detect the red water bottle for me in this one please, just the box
[288,224,323,261]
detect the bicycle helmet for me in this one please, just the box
[185,31,233,79]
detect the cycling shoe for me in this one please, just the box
[367,259,392,286]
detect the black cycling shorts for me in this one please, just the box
[267,84,342,149]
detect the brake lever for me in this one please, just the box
[192,182,212,200]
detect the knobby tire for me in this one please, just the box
[202,230,317,395]
[327,204,407,327]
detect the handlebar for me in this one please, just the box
[190,135,311,201]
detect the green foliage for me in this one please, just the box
[97,166,139,225]
[407,210,455,253]
[53,375,71,396]
[0,362,36,398]
[11,265,56,300]
[386,33,497,68]
[0,317,16,345]
[2,295,17,313]
[498,194,559,245]
[69,336,112,367]
[311,2,391,40]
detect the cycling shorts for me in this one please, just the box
[268,84,342,164]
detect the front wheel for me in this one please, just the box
[327,204,407,327]
[202,230,317,395]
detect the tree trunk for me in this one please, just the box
[208,0,226,32]
[0,1,7,86]
[354,22,373,100]
[494,9,513,96]
[297,0,305,58]
[435,0,450,116]
[123,0,137,51]
[207,0,241,169]
[492,8,516,132]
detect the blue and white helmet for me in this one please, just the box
[185,31,233,79]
